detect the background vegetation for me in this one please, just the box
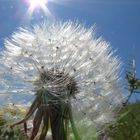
[104,56,140,140]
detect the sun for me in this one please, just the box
[26,0,52,18]
[28,0,47,10]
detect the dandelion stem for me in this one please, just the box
[69,105,81,140]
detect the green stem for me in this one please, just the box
[69,106,81,140]
[65,119,70,140]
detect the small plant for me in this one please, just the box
[125,57,140,104]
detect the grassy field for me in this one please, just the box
[104,102,140,140]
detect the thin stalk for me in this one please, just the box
[69,105,81,140]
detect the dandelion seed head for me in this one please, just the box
[35,69,78,98]
[0,21,123,139]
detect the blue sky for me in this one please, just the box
[0,0,140,101]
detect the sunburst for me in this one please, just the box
[26,0,52,18]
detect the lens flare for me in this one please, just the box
[26,0,52,19]
[28,0,47,9]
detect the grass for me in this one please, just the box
[105,102,140,140]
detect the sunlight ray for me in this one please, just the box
[26,0,53,19]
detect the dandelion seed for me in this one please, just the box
[0,21,123,140]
